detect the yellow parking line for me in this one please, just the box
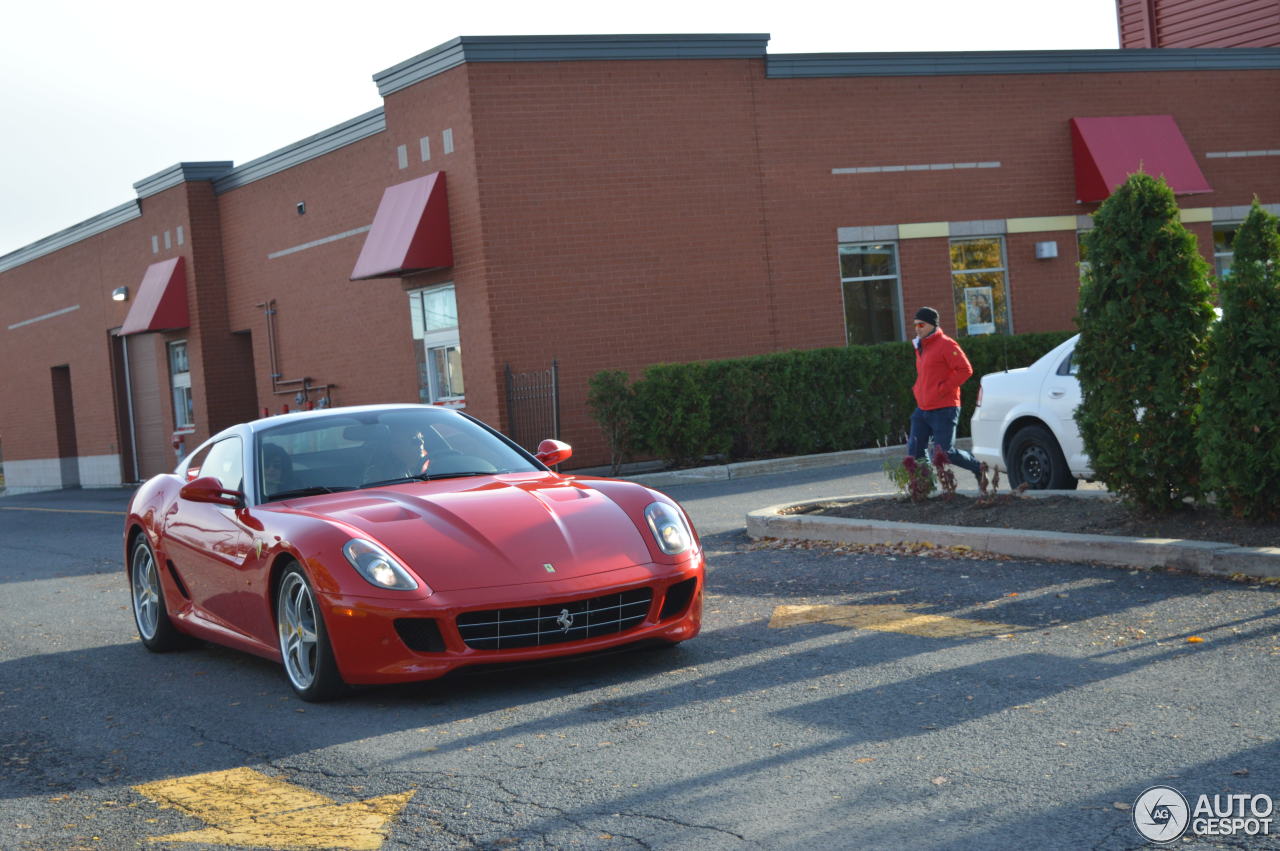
[135,767,415,849]
[0,506,125,515]
[769,603,1025,638]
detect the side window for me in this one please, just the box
[839,242,903,345]
[169,340,194,428]
[184,443,213,481]
[408,284,465,406]
[949,237,1011,337]
[1213,225,1237,280]
[200,437,244,492]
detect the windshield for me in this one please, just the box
[255,408,540,502]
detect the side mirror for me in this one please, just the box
[534,439,572,467]
[179,475,244,507]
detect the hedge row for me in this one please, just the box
[590,330,1075,469]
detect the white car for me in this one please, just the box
[970,334,1091,490]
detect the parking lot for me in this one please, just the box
[3,466,1279,849]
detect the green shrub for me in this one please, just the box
[1200,201,1280,519]
[586,370,635,476]
[632,363,723,468]
[586,331,1072,469]
[1074,173,1216,511]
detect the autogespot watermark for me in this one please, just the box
[1133,785,1274,844]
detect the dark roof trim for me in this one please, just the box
[213,108,386,194]
[0,201,141,274]
[374,33,772,96]
[767,47,1280,78]
[133,161,235,199]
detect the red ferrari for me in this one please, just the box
[124,404,703,700]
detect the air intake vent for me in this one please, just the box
[659,578,697,621]
[394,617,446,652]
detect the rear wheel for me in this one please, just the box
[1007,425,1077,490]
[277,564,349,702]
[130,537,190,652]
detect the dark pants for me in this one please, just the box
[907,406,982,475]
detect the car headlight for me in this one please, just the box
[342,539,419,590]
[644,501,693,556]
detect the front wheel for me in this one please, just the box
[130,537,191,652]
[1007,425,1077,490]
[276,564,348,702]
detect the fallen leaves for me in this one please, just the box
[750,538,1011,561]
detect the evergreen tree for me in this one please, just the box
[1200,201,1280,519]
[1074,173,1216,511]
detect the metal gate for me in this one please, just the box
[504,360,560,451]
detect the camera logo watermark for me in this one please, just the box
[1133,785,1274,844]
[1133,786,1189,843]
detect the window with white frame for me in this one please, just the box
[408,284,465,405]
[839,242,903,345]
[949,237,1011,337]
[1213,225,1238,280]
[168,340,194,428]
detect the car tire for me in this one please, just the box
[1007,424,1077,490]
[129,537,191,652]
[276,564,349,702]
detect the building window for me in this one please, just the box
[408,284,465,406]
[1213,225,1237,280]
[168,340,194,428]
[949,237,1011,337]
[839,242,903,345]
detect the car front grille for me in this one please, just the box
[456,587,653,650]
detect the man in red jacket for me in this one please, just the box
[907,306,985,480]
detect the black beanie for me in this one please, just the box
[915,306,940,326]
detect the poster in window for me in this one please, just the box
[964,286,995,335]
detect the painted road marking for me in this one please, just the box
[134,767,414,849]
[769,603,1025,638]
[0,506,125,515]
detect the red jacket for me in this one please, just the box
[912,329,973,410]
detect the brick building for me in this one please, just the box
[1118,0,1280,47]
[1,34,1278,492]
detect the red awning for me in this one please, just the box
[1070,115,1212,203]
[120,256,188,335]
[350,172,452,280]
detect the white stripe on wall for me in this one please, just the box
[8,304,80,330]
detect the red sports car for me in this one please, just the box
[124,404,703,700]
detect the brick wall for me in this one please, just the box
[0,187,191,466]
[2,51,1277,474]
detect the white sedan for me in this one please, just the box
[970,334,1092,490]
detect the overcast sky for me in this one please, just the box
[0,0,1121,257]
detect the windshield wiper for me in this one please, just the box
[360,476,419,488]
[416,471,496,481]
[360,471,499,489]
[266,485,350,500]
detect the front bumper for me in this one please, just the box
[319,557,704,684]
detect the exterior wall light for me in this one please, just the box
[112,286,129,302]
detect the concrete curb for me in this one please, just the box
[623,443,926,488]
[746,492,1280,579]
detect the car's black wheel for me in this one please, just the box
[276,564,349,702]
[1007,424,1077,490]
[129,537,191,652]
